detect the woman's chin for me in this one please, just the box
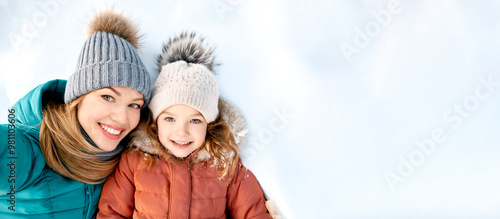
[95,141,119,151]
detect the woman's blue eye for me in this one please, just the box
[165,117,174,122]
[129,103,141,109]
[102,95,114,102]
[191,119,201,124]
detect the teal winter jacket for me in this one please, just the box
[0,80,103,219]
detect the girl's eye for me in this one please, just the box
[191,119,201,124]
[165,117,174,122]
[102,95,114,102]
[129,103,141,109]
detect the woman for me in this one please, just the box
[0,10,152,218]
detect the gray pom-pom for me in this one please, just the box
[156,32,217,73]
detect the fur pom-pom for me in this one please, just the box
[156,32,217,73]
[87,10,140,49]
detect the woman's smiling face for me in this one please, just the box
[77,86,144,151]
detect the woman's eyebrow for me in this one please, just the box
[103,87,121,96]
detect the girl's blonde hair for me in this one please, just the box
[40,96,120,184]
[131,112,239,180]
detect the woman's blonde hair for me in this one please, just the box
[40,96,120,184]
[131,113,239,180]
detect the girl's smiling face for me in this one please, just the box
[156,104,208,158]
[77,86,144,151]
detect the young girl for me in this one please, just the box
[97,33,273,218]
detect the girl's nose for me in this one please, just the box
[175,122,189,136]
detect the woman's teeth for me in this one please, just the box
[100,124,121,135]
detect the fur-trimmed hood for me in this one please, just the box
[129,98,248,162]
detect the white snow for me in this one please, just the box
[2,0,500,218]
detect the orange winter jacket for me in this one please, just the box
[97,150,271,219]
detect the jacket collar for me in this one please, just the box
[12,79,66,126]
[80,125,124,160]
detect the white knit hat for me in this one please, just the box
[149,32,219,122]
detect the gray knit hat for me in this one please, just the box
[64,11,151,106]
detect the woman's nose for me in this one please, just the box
[110,106,128,126]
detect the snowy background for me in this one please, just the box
[1,0,500,218]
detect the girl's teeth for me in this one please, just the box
[174,141,190,146]
[100,124,121,135]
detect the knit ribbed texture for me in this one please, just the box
[149,61,218,123]
[65,31,152,106]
